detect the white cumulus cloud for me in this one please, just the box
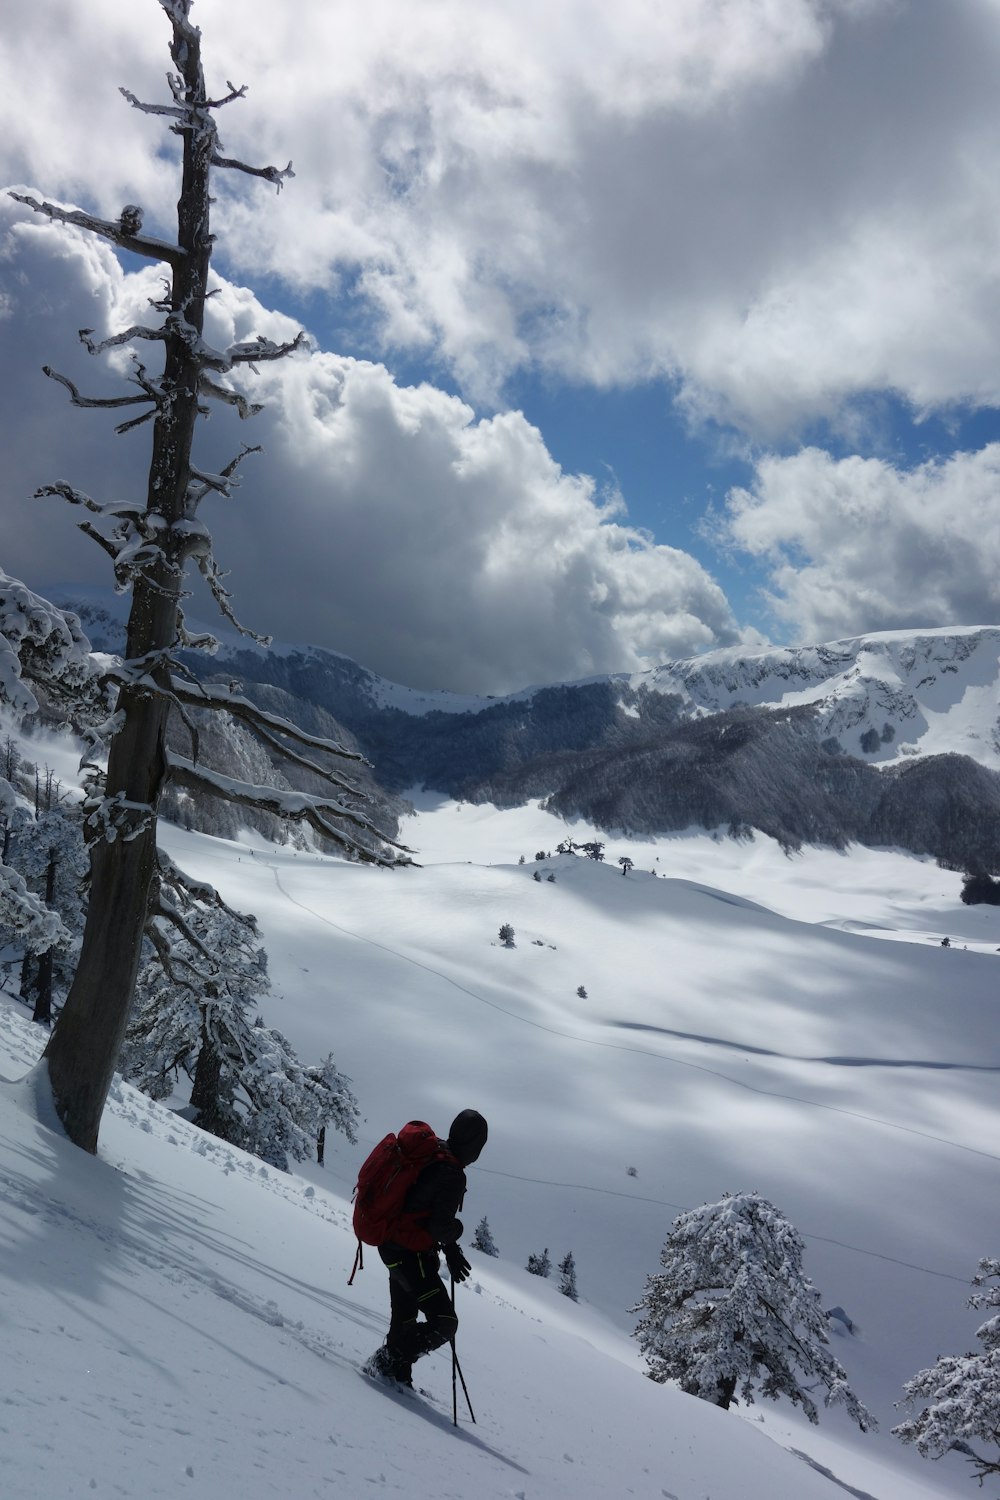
[4,0,1000,431]
[719,445,1000,643]
[0,201,746,692]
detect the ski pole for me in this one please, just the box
[451,1342,476,1424]
[449,1273,477,1425]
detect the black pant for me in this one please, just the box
[378,1244,458,1364]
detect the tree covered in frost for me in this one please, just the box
[472,1217,499,1257]
[632,1191,874,1430]
[558,1250,578,1301]
[120,854,357,1168]
[893,1256,1000,1487]
[10,796,90,1024]
[0,574,99,969]
[10,0,399,1153]
[526,1247,551,1278]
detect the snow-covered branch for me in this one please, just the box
[893,1257,1000,1484]
[224,331,307,364]
[78,325,167,358]
[163,676,368,765]
[39,366,158,423]
[7,192,184,267]
[210,155,295,192]
[198,377,263,420]
[0,571,100,719]
[166,319,307,375]
[193,554,270,646]
[165,754,402,862]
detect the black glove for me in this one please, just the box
[444,1243,471,1283]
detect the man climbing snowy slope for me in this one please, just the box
[361,1109,488,1387]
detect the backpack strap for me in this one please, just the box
[348,1238,363,1286]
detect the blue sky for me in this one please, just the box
[3,0,1000,692]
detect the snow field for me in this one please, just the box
[2,797,995,1497]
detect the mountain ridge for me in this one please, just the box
[65,601,1000,868]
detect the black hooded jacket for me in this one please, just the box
[396,1109,488,1248]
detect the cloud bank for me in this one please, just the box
[4,2,1000,689]
[4,1,1000,431]
[0,205,744,692]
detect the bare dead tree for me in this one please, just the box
[11,0,399,1152]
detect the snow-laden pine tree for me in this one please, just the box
[558,1251,578,1301]
[632,1191,874,1429]
[0,575,98,968]
[10,798,90,1024]
[893,1256,1000,1487]
[526,1248,551,1278]
[10,1,400,1152]
[120,855,357,1168]
[472,1217,499,1257]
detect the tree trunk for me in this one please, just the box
[43,6,214,1152]
[20,950,34,1007]
[190,1034,226,1137]
[714,1372,737,1410]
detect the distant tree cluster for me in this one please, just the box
[464,704,1000,876]
[556,839,605,860]
[525,1247,579,1299]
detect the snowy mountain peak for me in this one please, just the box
[640,625,1000,768]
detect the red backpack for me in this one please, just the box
[348,1121,456,1282]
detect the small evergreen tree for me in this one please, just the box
[558,1251,578,1300]
[472,1216,499,1257]
[632,1191,874,1429]
[893,1256,1000,1487]
[499,922,515,946]
[526,1247,551,1278]
[618,856,634,875]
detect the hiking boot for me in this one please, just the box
[363,1343,413,1387]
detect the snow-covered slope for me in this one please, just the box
[639,626,1000,768]
[0,1009,901,1500]
[158,813,1000,1493]
[2,796,996,1499]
